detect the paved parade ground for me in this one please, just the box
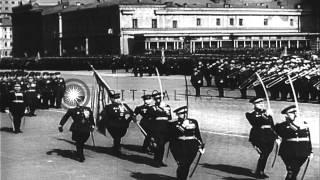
[1,70,319,180]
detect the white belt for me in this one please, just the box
[156,117,169,121]
[12,100,24,103]
[27,90,36,92]
[261,125,271,129]
[177,136,196,140]
[286,137,309,142]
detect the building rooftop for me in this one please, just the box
[20,0,313,16]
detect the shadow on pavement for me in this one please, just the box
[201,163,255,178]
[130,172,175,180]
[0,127,14,133]
[46,149,79,162]
[55,138,157,167]
[222,177,256,180]
[122,144,145,153]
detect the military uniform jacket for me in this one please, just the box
[275,121,312,158]
[54,78,66,92]
[170,118,202,143]
[151,104,172,135]
[59,106,95,133]
[101,103,133,128]
[190,71,203,87]
[8,91,26,116]
[134,104,154,127]
[245,109,277,145]
[41,78,53,93]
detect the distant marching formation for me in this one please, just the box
[0,71,65,133]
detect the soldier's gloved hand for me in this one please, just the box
[308,152,313,160]
[37,94,41,99]
[90,125,95,131]
[199,148,205,154]
[58,125,63,132]
[266,109,273,116]
[276,138,281,145]
[159,101,166,108]
[125,114,131,120]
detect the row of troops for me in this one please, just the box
[190,56,320,102]
[58,92,312,180]
[0,71,65,133]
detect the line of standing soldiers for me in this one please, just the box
[0,71,66,116]
[189,56,320,103]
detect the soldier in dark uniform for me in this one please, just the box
[134,94,155,153]
[25,75,38,116]
[275,105,313,180]
[245,97,278,178]
[9,83,26,133]
[100,93,133,154]
[203,62,213,87]
[0,73,10,112]
[54,72,66,108]
[238,66,251,99]
[58,104,95,162]
[169,106,204,180]
[151,92,172,167]
[49,73,56,107]
[40,72,52,109]
[190,68,203,97]
[214,65,227,97]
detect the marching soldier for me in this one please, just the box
[58,104,95,162]
[275,105,313,180]
[134,94,155,153]
[214,65,227,97]
[169,106,204,180]
[54,72,66,108]
[25,75,38,116]
[9,83,26,133]
[151,92,172,167]
[245,97,278,178]
[100,93,133,154]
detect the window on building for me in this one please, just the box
[132,19,138,29]
[152,19,157,28]
[5,7,9,10]
[230,18,234,25]
[12,1,15,4]
[264,18,268,26]
[5,1,8,4]
[290,19,294,26]
[196,18,201,26]
[173,20,177,28]
[216,18,221,26]
[239,18,243,26]
[5,42,7,47]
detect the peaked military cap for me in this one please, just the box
[249,97,264,104]
[173,106,188,115]
[43,72,49,75]
[141,94,152,100]
[55,72,61,75]
[281,105,297,114]
[152,92,164,100]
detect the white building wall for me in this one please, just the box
[120,6,301,31]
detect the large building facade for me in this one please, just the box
[11,0,320,57]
